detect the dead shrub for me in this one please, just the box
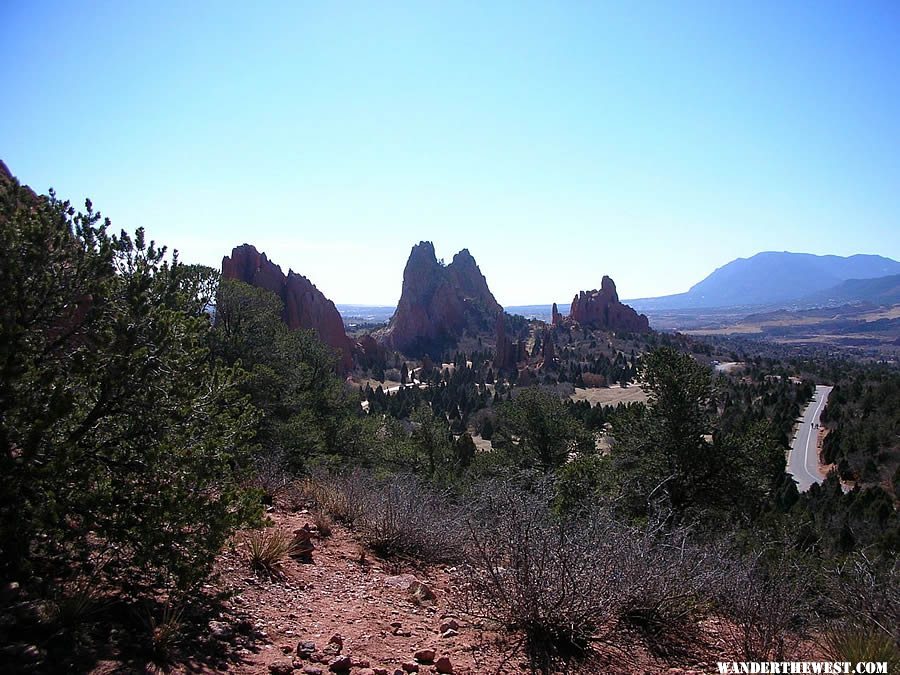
[713,552,808,660]
[308,471,463,564]
[458,482,623,673]
[313,511,333,538]
[356,474,463,563]
[248,449,292,504]
[615,527,717,658]
[277,479,310,512]
[304,472,368,525]
[457,482,721,672]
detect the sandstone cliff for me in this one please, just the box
[381,242,502,356]
[566,276,650,332]
[221,244,354,371]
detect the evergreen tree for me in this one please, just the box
[0,181,259,595]
[497,388,591,471]
[211,279,349,472]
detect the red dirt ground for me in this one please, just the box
[98,506,822,675]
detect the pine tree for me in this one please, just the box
[0,180,259,595]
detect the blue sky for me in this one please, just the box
[2,1,899,304]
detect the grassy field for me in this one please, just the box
[570,384,648,406]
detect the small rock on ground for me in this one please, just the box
[413,648,435,663]
[435,656,454,674]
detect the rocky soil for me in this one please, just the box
[174,510,518,675]
[83,506,824,674]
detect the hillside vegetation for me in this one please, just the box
[1,175,898,673]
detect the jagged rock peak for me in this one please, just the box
[600,275,618,300]
[409,240,438,264]
[566,276,650,333]
[221,244,354,371]
[381,241,502,356]
[451,248,477,265]
[551,302,562,326]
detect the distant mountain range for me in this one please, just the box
[800,273,900,307]
[627,252,900,311]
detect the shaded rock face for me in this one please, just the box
[541,328,555,363]
[382,242,502,357]
[494,314,516,372]
[221,244,354,371]
[551,302,562,326]
[0,160,39,205]
[567,276,650,332]
[355,334,384,369]
[493,313,530,372]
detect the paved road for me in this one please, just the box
[787,385,833,492]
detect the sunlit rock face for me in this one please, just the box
[222,243,354,371]
[380,241,502,357]
[567,276,650,332]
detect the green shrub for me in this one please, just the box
[0,176,260,599]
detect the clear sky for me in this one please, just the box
[2,1,899,305]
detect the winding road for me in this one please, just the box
[787,385,833,492]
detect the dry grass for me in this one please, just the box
[823,625,900,669]
[137,601,185,662]
[313,511,333,538]
[570,384,648,407]
[53,574,107,630]
[243,527,298,577]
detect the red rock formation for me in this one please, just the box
[221,244,354,371]
[566,276,650,332]
[516,339,528,363]
[356,334,383,365]
[551,302,562,326]
[0,159,40,205]
[493,313,533,372]
[541,328,556,364]
[381,242,502,356]
[494,314,516,372]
